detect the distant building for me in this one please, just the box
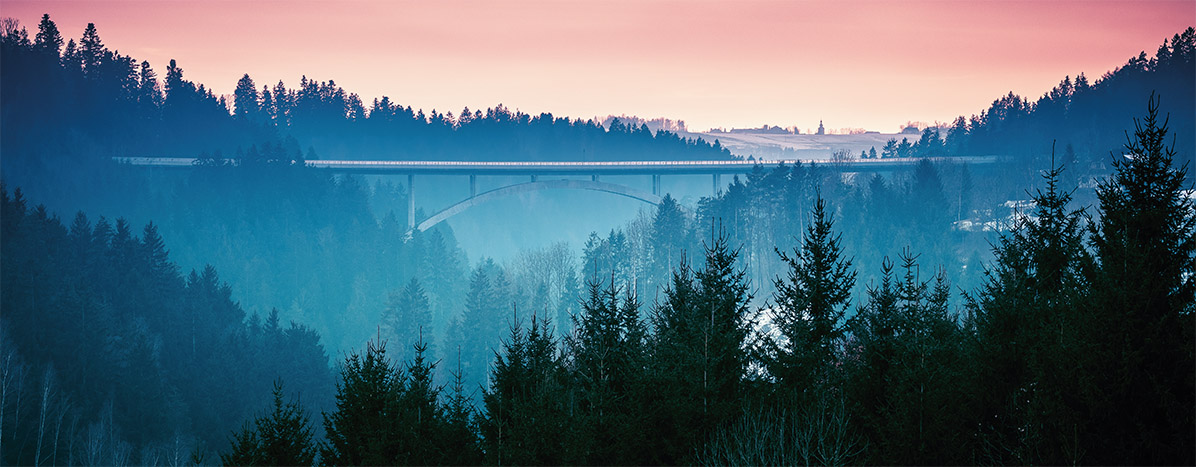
[816,120,825,135]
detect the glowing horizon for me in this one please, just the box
[3,0,1192,132]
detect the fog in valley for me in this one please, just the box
[1,10,1193,466]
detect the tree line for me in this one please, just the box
[0,15,732,165]
[937,27,1194,166]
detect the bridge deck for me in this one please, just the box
[114,156,1001,175]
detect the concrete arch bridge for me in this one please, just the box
[115,157,1000,234]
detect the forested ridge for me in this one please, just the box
[0,14,1193,466]
[0,16,731,166]
[849,27,1195,169]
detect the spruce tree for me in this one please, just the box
[647,257,701,463]
[482,312,570,465]
[78,23,103,77]
[691,227,753,430]
[33,14,61,58]
[380,278,432,362]
[968,152,1092,464]
[396,334,442,464]
[649,227,753,463]
[567,277,647,464]
[321,340,403,466]
[234,73,259,120]
[648,194,689,292]
[761,194,856,397]
[847,251,965,464]
[844,258,898,460]
[441,349,483,466]
[221,381,316,467]
[1086,93,1195,464]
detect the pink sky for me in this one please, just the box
[3,0,1192,132]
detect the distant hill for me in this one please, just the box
[681,131,909,161]
[685,27,1195,167]
[945,27,1194,169]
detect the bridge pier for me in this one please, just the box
[713,173,721,195]
[408,174,416,230]
[531,174,538,182]
[470,174,477,198]
[652,174,660,195]
[592,174,599,182]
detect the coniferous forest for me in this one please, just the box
[1,14,1194,466]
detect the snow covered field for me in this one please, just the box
[686,130,920,161]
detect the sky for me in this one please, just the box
[2,0,1192,132]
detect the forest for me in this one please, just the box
[0,15,1193,466]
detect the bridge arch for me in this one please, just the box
[414,179,662,233]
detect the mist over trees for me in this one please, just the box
[0,14,1192,466]
[0,184,335,464]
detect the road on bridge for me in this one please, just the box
[114,156,1001,175]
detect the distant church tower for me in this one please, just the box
[816,120,825,135]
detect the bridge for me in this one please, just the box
[115,156,1001,232]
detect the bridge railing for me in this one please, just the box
[114,156,1003,174]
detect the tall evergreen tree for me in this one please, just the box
[847,251,965,464]
[691,227,754,424]
[33,15,62,58]
[395,335,444,465]
[648,194,689,292]
[968,152,1092,464]
[321,340,403,466]
[136,61,162,119]
[760,194,856,396]
[380,278,433,362]
[1085,93,1195,464]
[221,381,317,467]
[482,312,571,465]
[456,259,509,387]
[78,23,103,77]
[648,227,753,464]
[234,73,259,121]
[567,277,647,464]
[442,350,483,466]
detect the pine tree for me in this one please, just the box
[968,151,1092,464]
[137,61,162,117]
[441,349,483,466]
[234,73,259,120]
[847,251,965,464]
[1085,93,1195,464]
[380,278,432,362]
[221,381,316,466]
[482,311,570,465]
[568,277,647,464]
[33,15,62,58]
[459,259,509,387]
[396,334,442,464]
[648,227,753,463]
[691,227,753,427]
[647,257,701,462]
[761,194,856,397]
[844,258,898,459]
[648,194,689,292]
[78,23,103,77]
[321,340,403,466]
